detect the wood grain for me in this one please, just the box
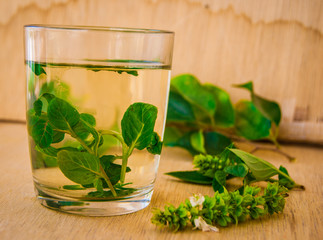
[0,123,322,239]
[0,0,323,143]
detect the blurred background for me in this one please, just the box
[0,0,322,144]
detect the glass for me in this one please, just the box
[24,25,174,216]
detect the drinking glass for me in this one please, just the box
[24,25,174,216]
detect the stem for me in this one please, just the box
[250,146,295,162]
[68,127,118,196]
[120,154,129,184]
[67,127,95,154]
[100,129,130,184]
[99,165,117,197]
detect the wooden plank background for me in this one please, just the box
[0,0,322,143]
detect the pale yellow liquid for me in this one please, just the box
[27,62,170,200]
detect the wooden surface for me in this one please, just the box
[0,123,322,240]
[0,0,323,143]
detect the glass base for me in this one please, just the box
[36,189,153,216]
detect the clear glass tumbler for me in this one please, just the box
[24,25,174,216]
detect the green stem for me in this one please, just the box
[120,152,129,184]
[100,130,130,184]
[68,127,118,196]
[99,165,117,197]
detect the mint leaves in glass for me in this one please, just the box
[25,25,174,216]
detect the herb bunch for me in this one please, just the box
[166,146,303,193]
[151,182,288,232]
[165,74,292,160]
[27,64,161,198]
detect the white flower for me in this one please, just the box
[193,216,219,232]
[189,193,205,207]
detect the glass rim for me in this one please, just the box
[24,24,174,35]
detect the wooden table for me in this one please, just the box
[0,123,322,240]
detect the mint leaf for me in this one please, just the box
[190,130,206,154]
[27,61,46,76]
[57,150,101,185]
[171,74,216,117]
[52,131,65,143]
[93,178,104,192]
[121,102,157,150]
[48,98,80,130]
[212,178,224,193]
[234,101,271,140]
[204,84,235,128]
[215,170,227,185]
[116,70,138,76]
[33,99,43,116]
[80,113,96,126]
[234,81,281,126]
[234,81,253,92]
[212,170,226,193]
[278,166,296,189]
[204,131,232,155]
[224,163,249,177]
[32,119,53,148]
[167,91,195,122]
[165,171,213,185]
[35,145,59,157]
[252,95,281,126]
[147,132,163,155]
[229,149,291,182]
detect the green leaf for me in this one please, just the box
[234,81,253,92]
[190,130,206,154]
[165,171,213,185]
[252,95,281,126]
[121,102,158,150]
[72,122,91,140]
[278,165,295,189]
[212,178,224,193]
[212,170,227,193]
[234,81,281,126]
[35,145,59,157]
[100,155,131,186]
[93,178,104,192]
[27,109,39,134]
[224,163,249,177]
[57,150,101,185]
[234,101,271,140]
[27,61,46,76]
[80,113,96,126]
[229,149,288,181]
[31,119,53,148]
[52,131,65,143]
[47,98,80,130]
[116,70,138,76]
[204,131,232,155]
[203,84,235,128]
[147,132,163,155]
[33,99,43,116]
[171,74,216,117]
[167,90,195,122]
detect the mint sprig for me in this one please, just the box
[164,74,293,160]
[27,92,161,197]
[166,146,303,192]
